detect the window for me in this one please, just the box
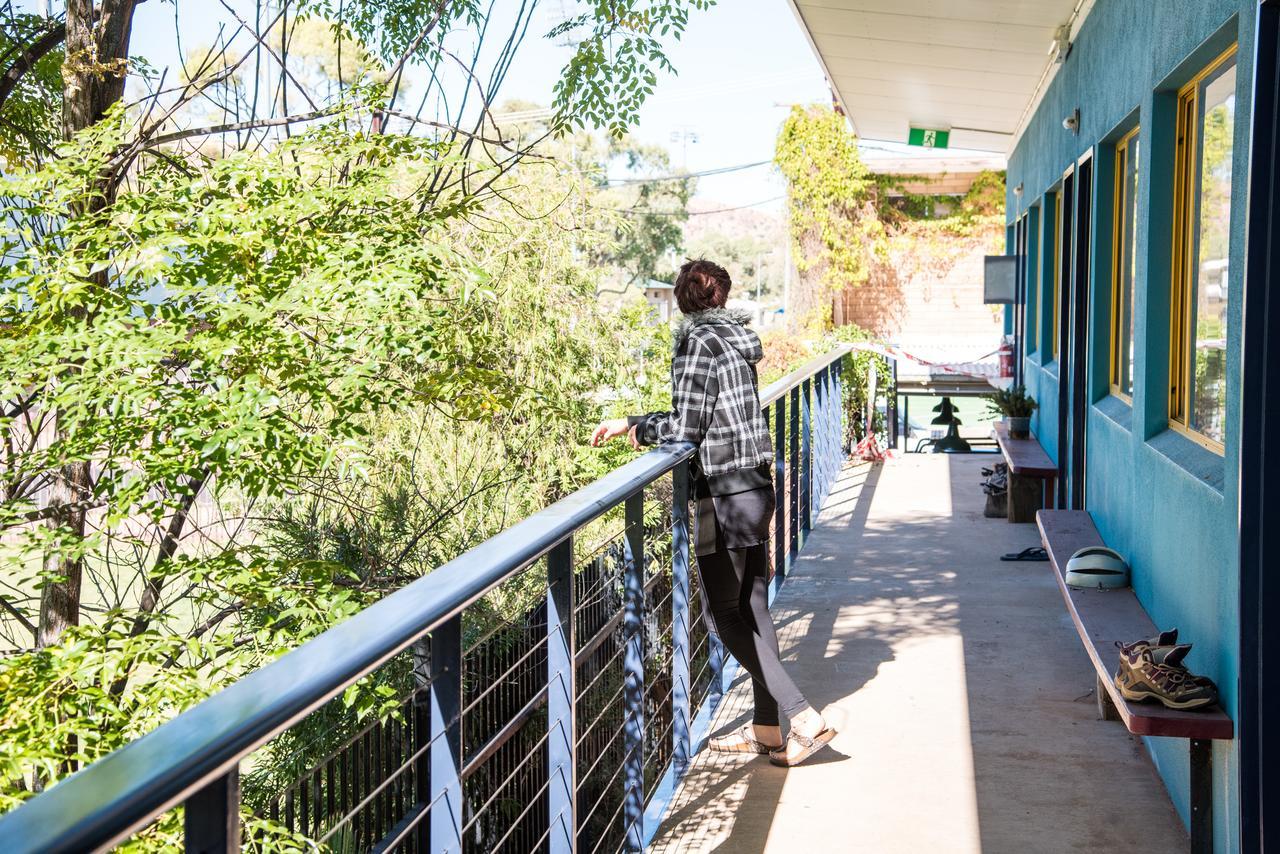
[1025,209,1038,354]
[1171,45,1236,451]
[1054,169,1075,363]
[1039,192,1056,362]
[1110,127,1140,398]
[1052,188,1063,361]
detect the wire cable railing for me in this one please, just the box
[0,345,852,853]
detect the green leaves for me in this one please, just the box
[775,105,885,328]
[2,111,510,525]
[549,0,715,137]
[985,385,1038,418]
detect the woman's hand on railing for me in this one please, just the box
[591,418,630,446]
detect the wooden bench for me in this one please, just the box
[993,422,1057,522]
[1037,509,1233,853]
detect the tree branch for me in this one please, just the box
[5,497,107,530]
[0,19,64,112]
[130,106,340,154]
[0,592,36,640]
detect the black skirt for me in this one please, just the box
[692,464,775,557]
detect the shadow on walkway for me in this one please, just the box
[649,455,1187,854]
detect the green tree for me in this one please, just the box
[593,137,693,289]
[0,1,713,844]
[774,104,885,329]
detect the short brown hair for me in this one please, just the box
[673,259,731,313]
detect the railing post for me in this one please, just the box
[773,397,787,582]
[670,463,692,775]
[411,638,431,852]
[829,363,839,491]
[825,362,839,499]
[547,536,576,854]
[788,386,800,566]
[889,359,899,451]
[429,615,463,853]
[814,366,828,512]
[830,365,840,495]
[902,395,909,453]
[622,490,645,852]
[184,766,239,854]
[801,377,812,538]
[834,358,846,461]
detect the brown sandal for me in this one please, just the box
[768,726,836,766]
[709,723,783,754]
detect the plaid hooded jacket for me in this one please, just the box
[629,308,773,494]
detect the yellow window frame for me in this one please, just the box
[1052,186,1063,362]
[1052,165,1075,364]
[1109,125,1140,400]
[1025,209,1038,354]
[1169,44,1236,454]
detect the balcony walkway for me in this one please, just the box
[651,454,1188,853]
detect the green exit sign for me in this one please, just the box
[908,127,950,149]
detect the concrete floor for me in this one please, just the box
[650,454,1188,854]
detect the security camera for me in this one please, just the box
[1063,108,1080,134]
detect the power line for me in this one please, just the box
[606,159,773,185]
[602,196,785,218]
[685,196,785,215]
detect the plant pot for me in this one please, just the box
[1005,416,1031,439]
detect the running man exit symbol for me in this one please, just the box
[908,127,950,149]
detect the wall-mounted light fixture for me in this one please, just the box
[1013,183,1024,197]
[1049,24,1071,63]
[1062,108,1080,135]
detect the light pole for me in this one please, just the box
[669,126,698,172]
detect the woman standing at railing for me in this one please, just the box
[592,258,835,767]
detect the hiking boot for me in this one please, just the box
[1116,629,1179,658]
[1114,643,1218,710]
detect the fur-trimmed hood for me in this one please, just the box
[673,307,762,364]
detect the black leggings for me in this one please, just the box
[697,541,808,727]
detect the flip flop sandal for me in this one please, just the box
[768,726,837,767]
[1001,546,1049,562]
[709,723,782,755]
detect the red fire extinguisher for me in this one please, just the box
[997,336,1014,379]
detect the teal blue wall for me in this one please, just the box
[1007,2,1254,850]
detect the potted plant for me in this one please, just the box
[985,385,1038,439]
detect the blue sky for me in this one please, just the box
[22,1,832,210]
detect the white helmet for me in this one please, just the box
[1064,546,1129,590]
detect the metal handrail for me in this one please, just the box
[0,343,855,854]
[0,444,694,853]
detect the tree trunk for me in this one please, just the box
[61,0,139,141]
[36,0,139,650]
[36,455,90,649]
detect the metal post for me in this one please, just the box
[411,638,431,852]
[801,378,812,538]
[814,367,828,513]
[547,536,576,854]
[773,397,787,581]
[834,359,846,461]
[827,363,840,496]
[889,360,899,450]
[184,767,239,854]
[708,633,725,699]
[429,615,463,853]
[622,491,645,852]
[671,463,691,774]
[903,395,910,453]
[831,366,840,488]
[1189,739,1212,854]
[788,387,800,565]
